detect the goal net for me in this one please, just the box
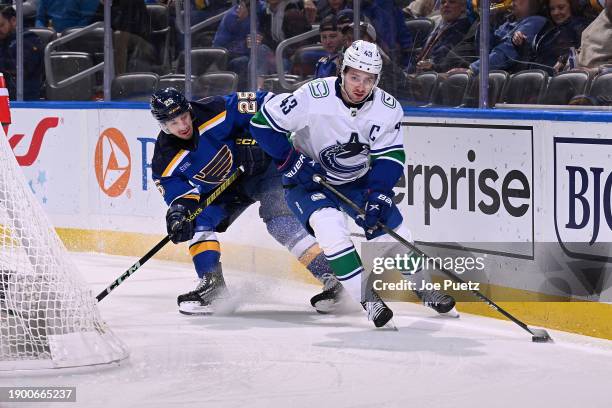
[0,125,128,370]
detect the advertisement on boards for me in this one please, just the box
[399,122,534,258]
[7,109,84,216]
[89,109,165,232]
[554,136,612,262]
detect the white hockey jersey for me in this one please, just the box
[260,77,405,184]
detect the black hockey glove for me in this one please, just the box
[356,190,394,232]
[166,204,195,244]
[277,148,324,191]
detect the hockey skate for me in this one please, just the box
[177,269,228,315]
[414,289,459,318]
[361,289,396,329]
[310,273,348,314]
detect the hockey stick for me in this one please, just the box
[313,174,553,343]
[96,166,245,302]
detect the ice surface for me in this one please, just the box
[2,252,612,408]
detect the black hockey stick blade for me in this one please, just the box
[96,166,244,302]
[530,327,554,343]
[313,174,554,343]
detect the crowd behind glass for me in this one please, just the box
[0,0,610,107]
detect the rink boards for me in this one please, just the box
[5,103,612,339]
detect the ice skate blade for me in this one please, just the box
[178,309,213,316]
[313,299,335,314]
[379,318,399,331]
[178,302,214,316]
[439,306,460,318]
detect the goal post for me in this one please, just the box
[0,80,128,370]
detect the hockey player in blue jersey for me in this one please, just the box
[250,41,458,328]
[150,88,345,315]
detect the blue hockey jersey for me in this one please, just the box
[152,91,272,210]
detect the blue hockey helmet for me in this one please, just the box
[150,87,191,123]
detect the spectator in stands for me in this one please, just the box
[257,0,312,77]
[303,0,318,24]
[213,0,280,89]
[527,0,588,74]
[0,5,43,100]
[341,20,378,47]
[362,0,415,66]
[336,8,354,31]
[314,14,343,78]
[191,0,230,25]
[576,0,612,68]
[468,0,547,74]
[36,0,99,33]
[440,2,506,73]
[92,0,158,74]
[404,0,436,19]
[335,4,415,67]
[406,0,472,73]
[316,0,350,21]
[440,18,479,70]
[258,0,311,51]
[213,0,257,59]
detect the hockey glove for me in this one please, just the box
[356,190,394,232]
[277,148,324,191]
[166,203,195,244]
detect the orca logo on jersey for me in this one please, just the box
[94,128,131,197]
[318,133,369,176]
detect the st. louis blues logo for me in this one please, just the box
[318,133,369,175]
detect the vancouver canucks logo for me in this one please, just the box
[319,133,369,175]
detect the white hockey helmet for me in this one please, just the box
[341,40,382,76]
[340,40,383,99]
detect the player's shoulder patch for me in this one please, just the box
[379,90,397,109]
[308,79,330,99]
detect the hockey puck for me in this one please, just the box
[532,335,552,343]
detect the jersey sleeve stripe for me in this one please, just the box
[250,120,270,129]
[371,149,406,164]
[169,187,200,204]
[182,194,200,201]
[261,104,290,133]
[375,155,405,167]
[162,149,189,177]
[370,144,404,154]
[198,111,226,134]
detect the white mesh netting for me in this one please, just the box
[0,127,128,370]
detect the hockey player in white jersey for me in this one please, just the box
[250,40,458,328]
